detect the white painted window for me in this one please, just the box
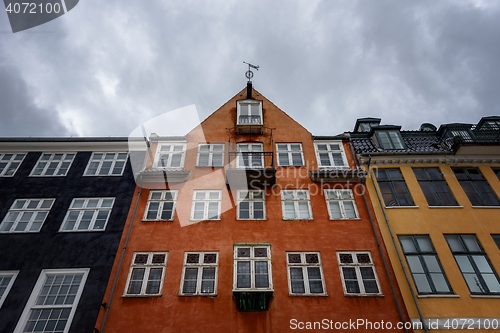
[281,190,312,220]
[0,153,25,177]
[0,199,55,233]
[60,198,114,232]
[144,190,177,221]
[233,245,272,291]
[237,143,263,168]
[13,268,89,333]
[314,141,348,168]
[276,143,304,166]
[237,190,265,220]
[197,144,224,167]
[124,252,168,296]
[154,142,186,169]
[84,152,128,176]
[191,190,221,221]
[30,153,75,177]
[324,189,359,219]
[237,100,263,125]
[180,252,218,296]
[337,252,381,295]
[0,271,19,308]
[286,252,326,295]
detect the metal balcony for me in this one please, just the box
[439,123,500,154]
[225,151,276,188]
[236,115,264,134]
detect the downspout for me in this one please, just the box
[364,156,429,333]
[99,137,151,333]
[347,141,409,332]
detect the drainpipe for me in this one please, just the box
[99,136,151,333]
[347,141,409,332]
[363,155,429,333]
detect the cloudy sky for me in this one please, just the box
[1,0,499,137]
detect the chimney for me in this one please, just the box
[246,81,253,99]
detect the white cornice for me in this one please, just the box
[358,154,500,166]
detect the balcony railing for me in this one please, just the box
[238,115,262,125]
[440,124,500,150]
[236,116,264,134]
[226,151,276,188]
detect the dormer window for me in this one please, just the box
[237,100,262,125]
[154,142,186,169]
[375,130,405,150]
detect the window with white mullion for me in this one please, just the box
[276,144,304,166]
[237,100,263,125]
[237,190,265,220]
[154,142,186,169]
[0,153,25,177]
[233,245,272,291]
[287,252,326,295]
[191,191,221,221]
[314,141,348,168]
[144,190,177,221]
[60,198,114,232]
[0,271,19,308]
[338,252,381,295]
[13,269,89,333]
[281,190,312,220]
[124,252,168,296]
[237,143,263,168]
[30,153,75,177]
[84,152,128,176]
[197,144,224,167]
[0,199,55,233]
[325,189,359,219]
[180,252,218,296]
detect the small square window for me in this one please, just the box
[144,190,177,221]
[154,142,186,169]
[276,144,304,166]
[286,252,326,296]
[237,100,263,125]
[337,251,382,295]
[191,190,221,221]
[237,190,266,220]
[180,252,218,296]
[60,198,114,232]
[324,189,359,219]
[281,190,312,220]
[375,130,405,150]
[0,199,55,233]
[314,141,348,168]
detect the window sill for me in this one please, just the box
[195,166,223,168]
[428,206,463,209]
[178,293,217,297]
[122,294,162,298]
[385,206,419,209]
[282,219,314,222]
[471,206,500,209]
[329,218,362,221]
[82,174,124,177]
[418,294,459,298]
[344,293,384,297]
[276,165,306,168]
[289,293,328,297]
[58,229,106,233]
[190,219,221,222]
[236,218,267,221]
[142,219,174,222]
[470,295,500,298]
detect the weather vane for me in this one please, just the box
[243,61,259,82]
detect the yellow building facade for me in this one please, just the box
[351,117,500,332]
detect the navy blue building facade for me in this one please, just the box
[0,138,136,333]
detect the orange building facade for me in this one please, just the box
[94,84,412,333]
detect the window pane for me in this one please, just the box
[237,262,251,288]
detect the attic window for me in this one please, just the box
[237,100,262,125]
[358,123,374,132]
[375,130,405,150]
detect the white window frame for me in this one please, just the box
[337,251,382,296]
[196,144,224,167]
[236,143,264,169]
[59,198,115,232]
[286,252,327,296]
[153,142,186,169]
[13,268,89,333]
[324,189,359,220]
[314,141,349,169]
[190,190,222,221]
[276,143,304,166]
[237,100,263,125]
[281,190,313,220]
[83,152,128,176]
[30,153,76,177]
[0,270,19,308]
[143,190,177,221]
[237,190,266,220]
[0,153,26,177]
[179,252,218,296]
[123,252,168,297]
[233,245,273,291]
[0,198,55,233]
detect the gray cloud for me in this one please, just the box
[0,0,499,138]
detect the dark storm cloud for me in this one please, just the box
[0,0,499,137]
